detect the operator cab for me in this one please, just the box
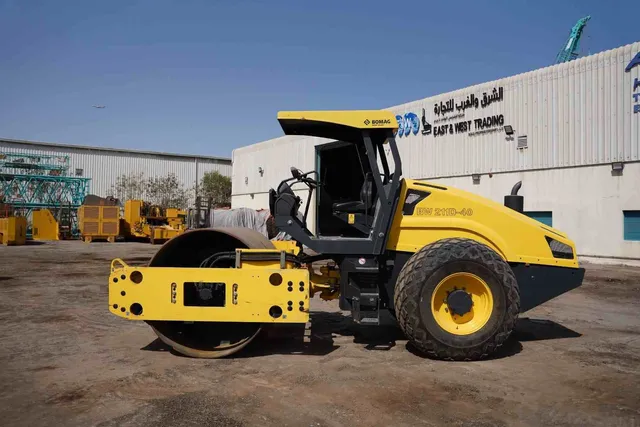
[322,137,393,238]
[269,110,402,256]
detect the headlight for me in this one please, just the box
[402,190,430,215]
[545,236,574,259]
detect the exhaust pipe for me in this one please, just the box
[504,181,524,213]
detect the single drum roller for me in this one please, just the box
[146,228,275,358]
[108,109,584,361]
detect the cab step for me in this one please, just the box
[352,292,380,325]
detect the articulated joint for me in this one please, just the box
[309,263,341,301]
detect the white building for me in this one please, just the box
[0,138,231,202]
[232,41,640,262]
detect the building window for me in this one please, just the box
[623,211,640,241]
[75,168,83,176]
[524,211,552,227]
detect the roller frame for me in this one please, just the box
[109,258,310,324]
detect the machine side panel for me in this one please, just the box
[109,264,310,323]
[387,180,580,269]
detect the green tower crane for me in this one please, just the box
[555,16,591,64]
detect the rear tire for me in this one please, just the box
[394,238,520,361]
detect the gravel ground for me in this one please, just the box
[0,241,639,427]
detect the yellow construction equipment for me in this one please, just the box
[32,209,61,241]
[166,208,187,230]
[0,216,27,246]
[79,205,120,243]
[121,200,186,244]
[108,110,584,361]
[77,195,120,242]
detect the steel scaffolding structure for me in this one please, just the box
[0,151,91,236]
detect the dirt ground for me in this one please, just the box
[0,241,639,427]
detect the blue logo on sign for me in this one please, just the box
[626,52,640,73]
[394,115,403,136]
[395,112,420,137]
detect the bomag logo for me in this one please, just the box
[371,119,391,126]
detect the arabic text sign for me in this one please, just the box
[434,87,504,117]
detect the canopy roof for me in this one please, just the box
[277,110,397,142]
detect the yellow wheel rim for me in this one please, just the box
[430,272,494,336]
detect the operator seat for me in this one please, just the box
[271,182,299,218]
[333,173,377,214]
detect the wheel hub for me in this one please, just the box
[430,272,494,336]
[446,289,473,316]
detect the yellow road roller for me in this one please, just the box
[108,110,584,360]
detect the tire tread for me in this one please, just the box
[393,238,520,361]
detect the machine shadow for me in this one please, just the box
[141,338,173,353]
[140,310,404,358]
[512,317,582,341]
[236,310,398,358]
[407,317,581,361]
[405,333,524,361]
[140,314,581,360]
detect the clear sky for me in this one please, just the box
[0,0,637,158]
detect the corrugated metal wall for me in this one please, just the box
[232,42,639,197]
[391,41,640,179]
[232,135,327,196]
[0,140,231,200]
